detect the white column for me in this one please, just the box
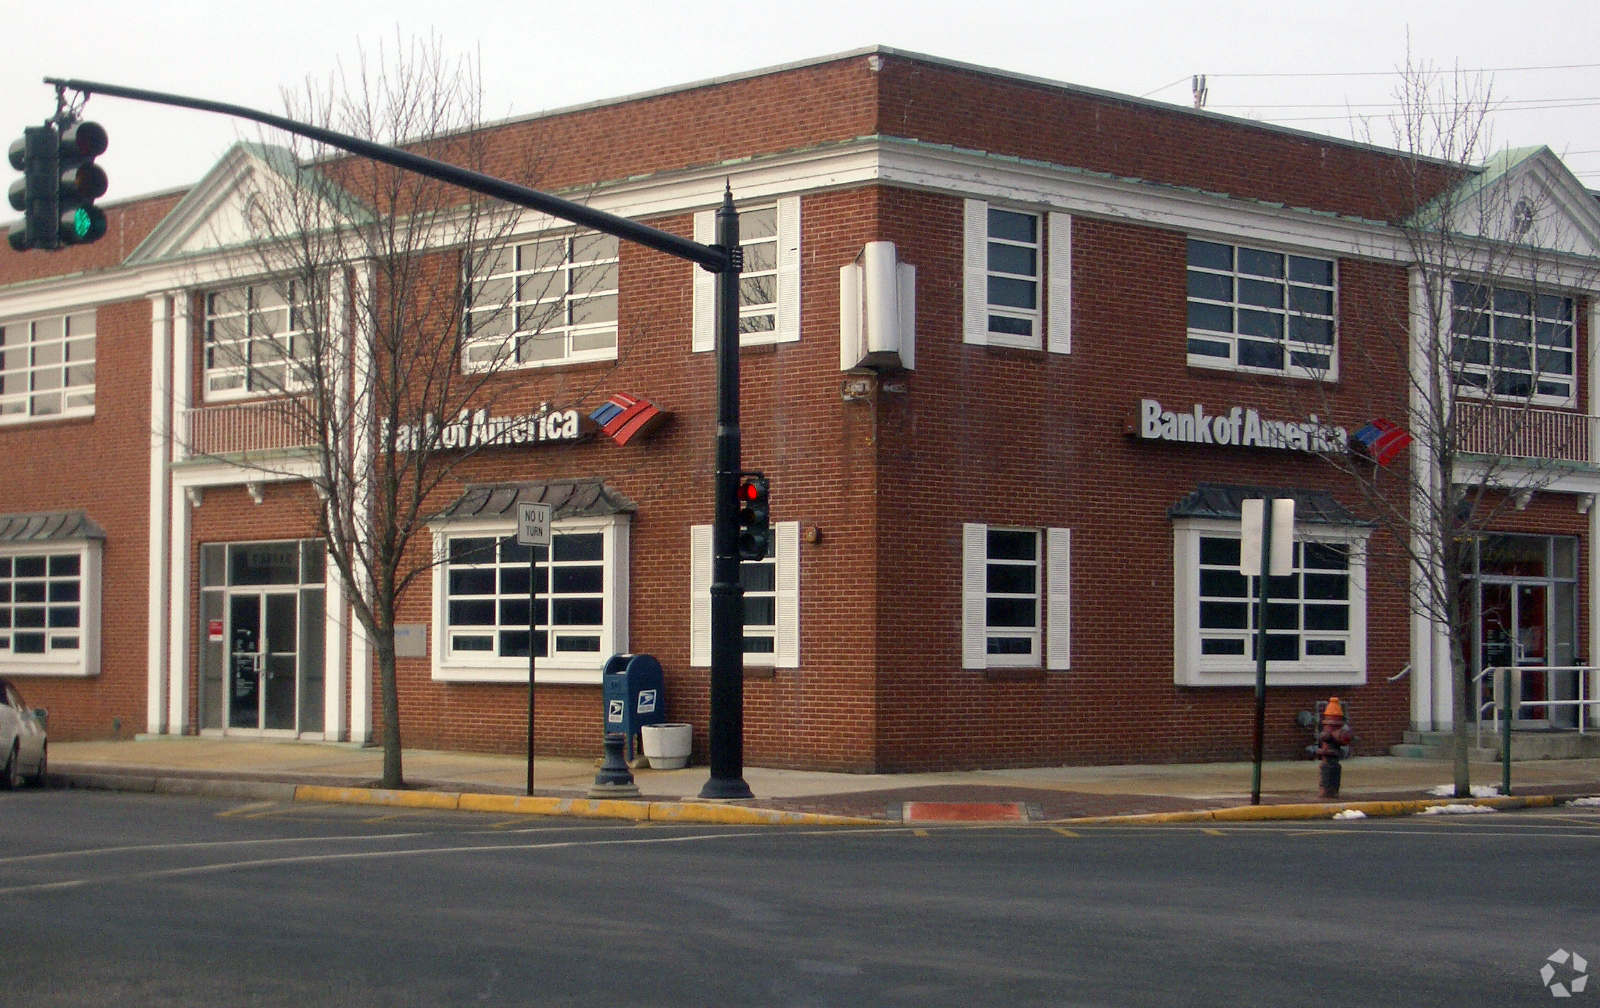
[166,295,194,733]
[347,264,374,745]
[322,271,350,741]
[145,294,172,734]
[1407,268,1438,731]
[1589,297,1600,726]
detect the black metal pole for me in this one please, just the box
[527,545,539,796]
[700,186,753,800]
[44,78,726,270]
[1250,510,1273,806]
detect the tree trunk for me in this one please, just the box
[376,638,404,789]
[1452,653,1472,798]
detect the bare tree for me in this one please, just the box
[1304,55,1599,796]
[189,37,610,787]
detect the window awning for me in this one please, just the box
[434,479,636,523]
[0,510,106,543]
[1168,483,1373,526]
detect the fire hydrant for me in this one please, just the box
[1314,697,1355,800]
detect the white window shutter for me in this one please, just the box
[776,196,802,343]
[963,199,989,346]
[691,210,715,353]
[962,522,988,669]
[775,521,800,668]
[1046,527,1071,670]
[689,524,712,666]
[1047,212,1072,355]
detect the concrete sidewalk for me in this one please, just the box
[47,736,1600,822]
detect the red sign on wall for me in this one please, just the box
[208,620,224,641]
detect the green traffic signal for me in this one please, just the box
[6,119,108,251]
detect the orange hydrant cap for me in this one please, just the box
[1324,697,1344,718]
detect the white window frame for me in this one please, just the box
[961,524,1070,670]
[0,309,96,424]
[430,515,628,684]
[0,540,101,678]
[692,197,801,351]
[962,200,1070,353]
[462,231,620,372]
[1449,280,1577,409]
[202,282,313,402]
[1185,238,1338,380]
[689,522,799,668]
[1173,518,1368,686]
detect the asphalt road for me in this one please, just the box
[2,789,1598,1007]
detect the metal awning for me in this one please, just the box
[434,479,636,523]
[0,510,106,543]
[1168,483,1373,526]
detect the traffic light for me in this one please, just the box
[736,472,771,561]
[8,120,108,252]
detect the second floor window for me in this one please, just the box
[1187,239,1336,379]
[463,232,619,370]
[1452,281,1575,406]
[204,283,310,399]
[0,310,95,423]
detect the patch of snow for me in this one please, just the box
[1332,809,1367,820]
[1426,784,1499,797]
[1568,796,1600,806]
[1418,803,1497,815]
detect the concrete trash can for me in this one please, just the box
[641,723,693,769]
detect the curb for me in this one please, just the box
[1053,793,1569,825]
[292,785,884,825]
[50,770,880,826]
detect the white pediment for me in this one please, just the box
[1411,147,1600,264]
[125,142,361,266]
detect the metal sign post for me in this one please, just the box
[517,503,552,796]
[1241,498,1294,805]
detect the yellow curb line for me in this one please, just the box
[1051,793,1569,825]
[293,784,882,826]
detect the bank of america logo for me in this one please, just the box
[589,393,671,446]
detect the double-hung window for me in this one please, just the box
[962,200,1070,353]
[690,522,799,667]
[463,232,619,369]
[961,524,1070,670]
[692,198,801,350]
[1186,240,1336,378]
[432,516,628,683]
[1451,281,1575,406]
[0,310,95,422]
[0,514,101,677]
[1173,518,1367,686]
[204,283,311,399]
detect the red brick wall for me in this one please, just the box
[0,297,154,740]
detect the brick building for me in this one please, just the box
[3,47,1599,771]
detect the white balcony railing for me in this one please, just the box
[179,401,316,458]
[1454,401,1593,465]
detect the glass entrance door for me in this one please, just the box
[1478,580,1554,726]
[227,591,298,732]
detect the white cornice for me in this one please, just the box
[8,134,1600,321]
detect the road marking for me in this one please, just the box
[1049,828,1078,838]
[0,832,432,866]
[0,827,883,897]
[216,801,279,818]
[1201,828,1224,836]
[911,829,930,837]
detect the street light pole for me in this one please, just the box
[701,186,753,800]
[41,77,753,797]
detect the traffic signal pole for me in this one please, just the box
[41,77,754,798]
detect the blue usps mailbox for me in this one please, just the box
[602,654,666,761]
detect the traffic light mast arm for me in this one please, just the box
[43,78,730,273]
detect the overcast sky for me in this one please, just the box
[7,0,1599,205]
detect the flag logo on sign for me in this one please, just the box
[589,392,672,446]
[1352,417,1412,466]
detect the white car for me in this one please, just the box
[0,677,47,788]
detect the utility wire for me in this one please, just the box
[1143,62,1600,98]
